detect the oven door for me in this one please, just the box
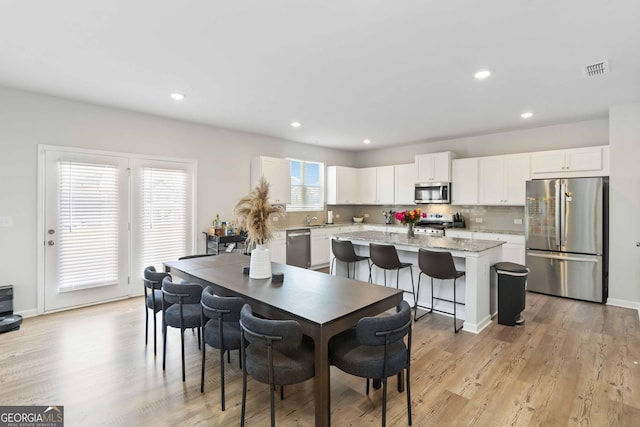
[414,182,450,204]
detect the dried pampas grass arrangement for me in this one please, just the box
[233,177,283,246]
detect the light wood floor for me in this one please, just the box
[2,292,639,426]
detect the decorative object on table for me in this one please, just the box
[395,208,422,237]
[233,177,283,279]
[352,216,364,223]
[382,210,395,225]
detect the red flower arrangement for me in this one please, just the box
[394,208,423,225]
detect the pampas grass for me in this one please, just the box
[233,177,283,246]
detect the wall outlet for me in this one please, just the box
[364,213,369,218]
[475,218,483,223]
[0,216,13,227]
[514,218,523,225]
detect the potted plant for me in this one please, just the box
[233,177,283,278]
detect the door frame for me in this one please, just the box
[37,144,198,314]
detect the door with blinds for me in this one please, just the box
[44,150,130,311]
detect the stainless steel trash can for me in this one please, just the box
[494,262,528,326]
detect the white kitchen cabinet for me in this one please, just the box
[327,166,359,204]
[415,151,454,183]
[267,231,286,264]
[394,163,416,205]
[531,146,609,177]
[358,166,395,205]
[451,158,479,205]
[310,227,331,267]
[250,156,291,204]
[479,154,530,205]
[474,232,525,264]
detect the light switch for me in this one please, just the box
[0,216,14,227]
[514,218,523,225]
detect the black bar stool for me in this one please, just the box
[415,248,465,333]
[330,239,370,280]
[368,243,415,305]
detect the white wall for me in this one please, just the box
[0,86,356,314]
[608,102,640,310]
[354,118,609,167]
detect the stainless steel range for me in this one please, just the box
[414,213,453,236]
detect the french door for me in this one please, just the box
[40,147,195,313]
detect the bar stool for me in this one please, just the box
[415,248,465,333]
[330,239,370,280]
[368,243,415,304]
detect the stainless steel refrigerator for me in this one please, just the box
[525,177,608,303]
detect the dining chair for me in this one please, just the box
[329,300,413,427]
[330,239,370,280]
[239,304,315,427]
[162,276,203,381]
[415,248,465,333]
[369,243,416,305]
[200,286,246,410]
[143,266,171,356]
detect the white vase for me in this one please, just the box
[249,244,272,279]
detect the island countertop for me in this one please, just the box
[331,230,505,253]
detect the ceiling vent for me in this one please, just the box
[583,60,610,77]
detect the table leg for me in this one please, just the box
[314,333,331,426]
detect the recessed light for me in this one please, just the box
[170,92,185,101]
[291,122,302,128]
[521,112,533,119]
[363,139,371,144]
[474,70,491,80]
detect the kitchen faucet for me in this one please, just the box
[306,215,318,226]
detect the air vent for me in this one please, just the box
[583,60,610,77]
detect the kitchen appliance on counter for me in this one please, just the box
[414,182,451,204]
[525,177,608,303]
[414,213,453,236]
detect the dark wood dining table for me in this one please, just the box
[164,252,403,427]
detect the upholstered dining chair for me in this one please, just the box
[239,304,315,427]
[200,286,246,410]
[162,276,203,381]
[143,266,171,356]
[329,300,413,427]
[330,239,370,280]
[415,248,465,332]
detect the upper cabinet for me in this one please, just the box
[251,156,291,204]
[531,146,609,178]
[415,151,454,182]
[327,166,359,204]
[451,158,479,205]
[394,163,416,205]
[358,166,395,205]
[479,154,530,205]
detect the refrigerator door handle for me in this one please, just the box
[555,183,561,247]
[560,182,567,247]
[527,252,599,263]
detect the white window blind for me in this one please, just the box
[287,159,324,211]
[141,167,188,271]
[58,161,119,292]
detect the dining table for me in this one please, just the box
[164,252,403,427]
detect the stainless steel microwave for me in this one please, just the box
[414,182,451,204]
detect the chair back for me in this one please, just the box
[144,266,170,290]
[161,276,203,305]
[418,248,458,279]
[240,304,302,352]
[356,300,412,346]
[369,243,401,270]
[332,239,359,263]
[201,286,245,322]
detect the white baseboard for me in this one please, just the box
[14,308,38,318]
[606,298,640,320]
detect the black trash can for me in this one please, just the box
[494,262,528,326]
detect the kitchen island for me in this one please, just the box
[330,230,504,333]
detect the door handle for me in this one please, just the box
[527,252,598,262]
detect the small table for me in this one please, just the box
[164,253,403,427]
[203,232,247,255]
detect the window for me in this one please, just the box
[287,159,324,211]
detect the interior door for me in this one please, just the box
[44,149,130,312]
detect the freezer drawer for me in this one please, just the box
[526,250,603,302]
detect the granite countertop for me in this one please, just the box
[448,228,525,236]
[332,230,505,253]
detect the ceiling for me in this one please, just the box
[1,1,639,151]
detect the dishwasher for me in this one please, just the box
[286,228,311,268]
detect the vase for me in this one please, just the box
[249,244,272,279]
[407,223,415,238]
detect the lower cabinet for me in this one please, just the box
[311,228,331,268]
[267,231,286,264]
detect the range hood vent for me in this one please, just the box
[583,60,610,77]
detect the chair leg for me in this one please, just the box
[201,342,206,393]
[430,277,435,314]
[366,378,370,395]
[181,327,186,381]
[152,310,158,356]
[227,349,231,364]
[162,321,167,371]
[330,257,335,275]
[453,278,463,333]
[368,264,373,283]
[241,361,247,427]
[346,262,351,279]
[409,267,416,307]
[382,376,388,427]
[414,272,430,321]
[220,347,226,410]
[145,307,149,346]
[406,366,412,426]
[270,383,276,427]
[280,385,284,400]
